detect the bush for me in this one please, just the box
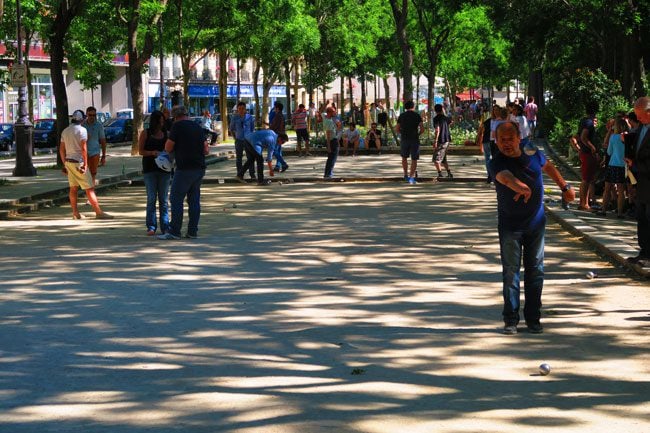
[544,68,630,161]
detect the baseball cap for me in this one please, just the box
[71,110,85,122]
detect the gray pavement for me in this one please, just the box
[0,170,648,432]
[0,140,647,277]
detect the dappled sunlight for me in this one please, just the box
[0,179,648,432]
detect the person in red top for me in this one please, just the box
[524,96,538,137]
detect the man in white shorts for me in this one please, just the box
[60,110,114,220]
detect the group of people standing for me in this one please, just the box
[572,98,650,266]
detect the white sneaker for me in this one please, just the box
[157,232,180,240]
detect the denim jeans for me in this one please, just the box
[482,141,492,178]
[498,223,545,325]
[235,139,255,178]
[274,145,288,170]
[324,139,339,177]
[242,143,265,182]
[169,168,205,237]
[143,171,171,233]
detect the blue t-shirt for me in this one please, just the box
[245,129,278,162]
[607,133,626,167]
[229,113,255,140]
[83,121,105,156]
[168,119,206,170]
[488,149,547,231]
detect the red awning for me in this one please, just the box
[455,89,479,101]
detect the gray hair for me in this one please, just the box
[171,105,188,118]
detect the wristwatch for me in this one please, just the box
[561,184,572,192]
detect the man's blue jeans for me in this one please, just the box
[144,171,171,233]
[235,139,255,178]
[274,145,288,170]
[498,223,545,326]
[169,168,205,237]
[482,141,492,179]
[324,139,339,178]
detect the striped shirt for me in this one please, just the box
[293,110,308,130]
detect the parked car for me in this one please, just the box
[0,123,14,151]
[103,118,133,143]
[96,111,111,124]
[116,109,134,119]
[33,118,58,148]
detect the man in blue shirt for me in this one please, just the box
[489,121,575,335]
[239,130,288,185]
[229,101,255,180]
[83,106,107,186]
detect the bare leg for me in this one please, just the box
[84,188,104,216]
[402,158,408,178]
[409,159,418,178]
[70,186,81,218]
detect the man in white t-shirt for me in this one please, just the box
[342,122,361,156]
[59,110,113,220]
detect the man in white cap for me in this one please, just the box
[59,109,113,220]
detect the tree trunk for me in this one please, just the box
[293,57,300,109]
[253,60,261,126]
[126,1,166,155]
[339,77,344,116]
[383,76,390,111]
[219,51,228,138]
[236,57,241,101]
[389,0,414,102]
[284,59,291,123]
[50,17,72,165]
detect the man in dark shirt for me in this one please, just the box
[432,103,453,179]
[158,105,209,240]
[396,100,423,185]
[488,121,575,335]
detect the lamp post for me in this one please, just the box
[12,0,36,176]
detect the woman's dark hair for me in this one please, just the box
[148,110,164,135]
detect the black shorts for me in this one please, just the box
[296,128,310,142]
[605,165,626,184]
[400,141,420,160]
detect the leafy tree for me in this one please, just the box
[116,0,168,153]
[388,0,414,102]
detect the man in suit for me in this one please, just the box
[628,97,650,265]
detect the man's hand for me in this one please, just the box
[562,186,576,203]
[513,184,532,203]
[100,154,106,166]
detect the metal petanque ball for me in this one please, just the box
[586,271,597,279]
[539,363,551,376]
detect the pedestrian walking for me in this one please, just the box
[488,121,575,335]
[59,110,113,220]
[396,100,424,185]
[158,106,209,240]
[229,102,256,180]
[323,106,341,179]
[626,97,650,265]
[432,103,453,179]
[83,106,107,187]
[138,110,170,236]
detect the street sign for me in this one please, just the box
[10,64,27,87]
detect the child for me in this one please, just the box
[596,117,628,218]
